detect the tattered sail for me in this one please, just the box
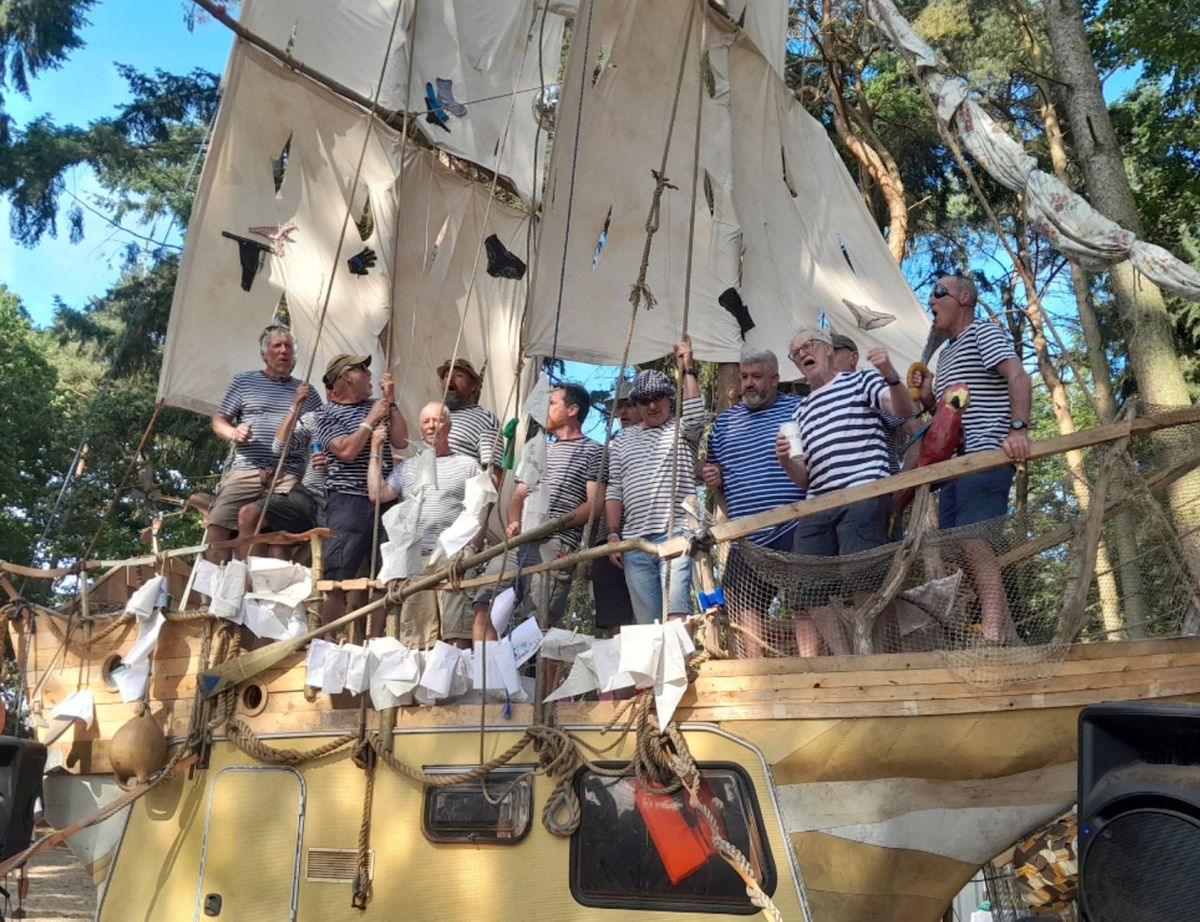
[238,0,566,204]
[525,0,929,371]
[158,41,529,428]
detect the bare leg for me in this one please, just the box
[471,602,499,642]
[236,503,264,560]
[961,538,1017,643]
[205,524,233,564]
[794,612,821,657]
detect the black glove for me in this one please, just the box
[348,246,377,276]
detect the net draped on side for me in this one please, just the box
[717,418,1200,687]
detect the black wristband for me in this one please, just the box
[883,373,901,386]
[683,367,698,376]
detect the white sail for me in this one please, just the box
[525,0,929,371]
[238,0,565,204]
[158,43,527,429]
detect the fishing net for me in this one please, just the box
[717,417,1200,687]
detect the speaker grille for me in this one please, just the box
[1082,810,1200,921]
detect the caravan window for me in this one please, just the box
[569,762,776,914]
[422,766,533,844]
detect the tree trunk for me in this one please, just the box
[816,8,908,263]
[1043,0,1200,598]
[1021,15,1148,634]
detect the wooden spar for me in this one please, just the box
[0,529,333,581]
[655,406,1200,558]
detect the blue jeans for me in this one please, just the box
[622,531,692,624]
[939,465,1015,529]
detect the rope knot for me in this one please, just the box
[351,736,376,772]
[687,527,715,556]
[385,579,407,605]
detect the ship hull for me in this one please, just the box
[21,610,1200,921]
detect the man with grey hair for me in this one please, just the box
[206,323,323,561]
[910,273,1029,642]
[777,326,915,655]
[700,347,806,657]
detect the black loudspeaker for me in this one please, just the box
[0,737,46,860]
[1078,702,1200,921]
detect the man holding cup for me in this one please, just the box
[701,348,805,657]
[776,327,915,655]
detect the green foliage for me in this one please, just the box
[0,287,58,565]
[0,65,218,245]
[0,0,94,110]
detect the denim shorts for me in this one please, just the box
[938,465,1015,529]
[621,531,692,624]
[792,495,891,557]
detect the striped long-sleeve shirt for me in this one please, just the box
[607,397,706,538]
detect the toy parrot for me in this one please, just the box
[892,382,971,522]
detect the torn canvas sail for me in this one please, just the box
[159,43,528,432]
[525,0,929,371]
[238,0,566,203]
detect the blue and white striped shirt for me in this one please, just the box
[707,394,806,545]
[218,371,322,474]
[792,371,891,495]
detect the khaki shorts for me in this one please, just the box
[207,468,298,531]
[396,587,472,648]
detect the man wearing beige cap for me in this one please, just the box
[437,357,503,487]
[316,353,408,634]
[206,324,323,562]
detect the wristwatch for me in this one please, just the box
[883,372,901,386]
[683,367,699,376]
[1010,420,1028,431]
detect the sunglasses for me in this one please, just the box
[635,395,666,406]
[931,283,952,299]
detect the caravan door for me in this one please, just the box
[195,766,304,921]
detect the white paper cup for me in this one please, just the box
[779,421,805,461]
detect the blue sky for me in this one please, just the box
[1,0,1146,409]
[1,1,232,326]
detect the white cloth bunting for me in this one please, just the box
[51,690,95,729]
[432,469,497,562]
[125,576,164,620]
[208,559,247,622]
[542,622,694,726]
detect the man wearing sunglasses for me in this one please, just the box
[605,336,706,624]
[911,274,1031,642]
[315,353,409,636]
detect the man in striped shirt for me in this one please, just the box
[776,327,915,655]
[606,337,706,624]
[206,324,323,562]
[369,403,480,649]
[912,274,1030,642]
[701,348,805,657]
[472,383,605,641]
[235,382,329,559]
[438,357,504,488]
[316,353,408,635]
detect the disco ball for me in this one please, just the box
[532,84,560,132]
